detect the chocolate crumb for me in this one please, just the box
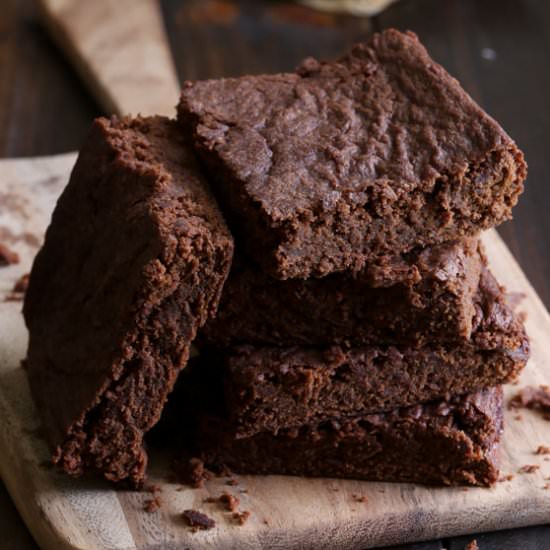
[498,474,514,482]
[535,445,550,455]
[174,457,213,488]
[4,292,23,302]
[143,495,162,513]
[233,510,251,525]
[239,488,248,494]
[226,478,238,486]
[0,243,19,266]
[510,386,550,417]
[351,493,368,503]
[465,540,479,550]
[13,273,29,294]
[263,518,269,525]
[182,509,216,531]
[519,464,540,474]
[514,415,522,421]
[204,491,240,512]
[219,491,240,512]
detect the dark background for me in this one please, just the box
[1,0,549,548]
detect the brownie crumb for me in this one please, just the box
[518,464,540,474]
[465,540,479,550]
[233,510,251,525]
[514,414,523,421]
[239,488,248,494]
[351,493,368,503]
[182,509,216,531]
[0,243,19,266]
[205,491,241,512]
[510,386,550,415]
[13,273,29,294]
[174,457,213,488]
[219,491,240,512]
[535,446,550,455]
[543,484,550,490]
[4,293,23,302]
[226,478,238,486]
[143,495,162,513]
[498,474,515,482]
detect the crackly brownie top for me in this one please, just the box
[179,29,522,222]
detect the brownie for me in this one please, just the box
[192,387,504,487]
[178,29,526,279]
[200,267,528,438]
[201,238,483,348]
[23,116,234,485]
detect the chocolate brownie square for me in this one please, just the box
[199,267,528,438]
[201,238,483,348]
[23,116,233,485]
[178,29,526,279]
[179,386,504,487]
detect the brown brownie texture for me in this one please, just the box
[199,266,528,438]
[23,116,234,485]
[201,238,483,348]
[178,29,526,279]
[192,387,504,487]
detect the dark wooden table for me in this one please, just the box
[1,0,549,548]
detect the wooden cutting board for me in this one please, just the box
[0,153,549,550]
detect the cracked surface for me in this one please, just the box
[178,29,526,279]
[23,116,233,485]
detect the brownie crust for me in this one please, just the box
[194,388,504,487]
[178,29,526,279]
[23,116,233,485]
[201,238,483,348]
[207,267,528,438]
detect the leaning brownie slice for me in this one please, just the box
[178,29,526,279]
[23,116,233,485]
[203,267,528,438]
[201,238,483,348]
[190,387,504,487]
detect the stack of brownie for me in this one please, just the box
[23,29,528,488]
[173,29,529,486]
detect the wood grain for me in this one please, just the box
[37,0,180,116]
[0,154,549,550]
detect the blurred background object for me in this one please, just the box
[37,0,180,116]
[299,0,397,16]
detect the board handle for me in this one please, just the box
[38,0,181,117]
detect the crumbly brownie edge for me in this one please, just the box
[25,117,234,485]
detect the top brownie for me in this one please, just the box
[23,116,233,485]
[178,29,526,279]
